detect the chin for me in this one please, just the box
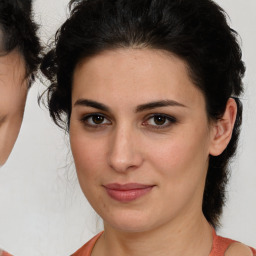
[110,221,151,233]
[103,209,157,233]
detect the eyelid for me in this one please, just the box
[80,112,112,127]
[142,113,177,128]
[145,113,177,121]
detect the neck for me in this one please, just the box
[93,213,213,256]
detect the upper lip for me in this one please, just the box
[103,183,154,191]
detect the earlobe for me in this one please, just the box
[209,98,237,156]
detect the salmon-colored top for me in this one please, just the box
[0,249,12,256]
[72,232,103,256]
[209,230,256,256]
[72,230,256,256]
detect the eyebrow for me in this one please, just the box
[74,98,187,113]
[135,100,187,112]
[74,99,110,112]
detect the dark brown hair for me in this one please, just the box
[41,0,245,228]
[0,0,41,83]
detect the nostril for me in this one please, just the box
[107,147,143,173]
[107,128,143,172]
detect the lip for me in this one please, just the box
[103,183,155,202]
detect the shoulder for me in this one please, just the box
[71,232,103,256]
[211,229,256,256]
[225,242,254,256]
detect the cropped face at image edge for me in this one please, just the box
[0,50,27,166]
[69,48,229,233]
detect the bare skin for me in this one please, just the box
[226,243,253,256]
[0,49,27,166]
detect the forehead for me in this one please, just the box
[72,49,205,109]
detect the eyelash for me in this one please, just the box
[80,113,111,128]
[142,114,177,129]
[80,113,177,130]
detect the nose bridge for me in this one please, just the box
[107,122,142,172]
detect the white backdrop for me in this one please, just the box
[0,0,255,255]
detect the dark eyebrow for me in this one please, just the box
[136,100,187,112]
[74,99,187,113]
[74,99,110,112]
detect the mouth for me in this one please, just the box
[103,183,155,202]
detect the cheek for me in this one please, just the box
[69,129,107,184]
[69,130,110,213]
[146,125,210,186]
[142,128,210,217]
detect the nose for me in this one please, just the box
[107,125,143,173]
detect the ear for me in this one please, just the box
[209,98,237,156]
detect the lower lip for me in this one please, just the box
[104,187,154,202]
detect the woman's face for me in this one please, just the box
[70,49,216,232]
[0,50,27,166]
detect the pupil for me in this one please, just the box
[154,116,166,125]
[93,115,104,124]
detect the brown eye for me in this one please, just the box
[153,115,167,125]
[92,115,105,124]
[81,113,111,127]
[142,114,177,129]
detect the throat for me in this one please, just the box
[92,219,213,256]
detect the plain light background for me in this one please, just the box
[0,0,255,255]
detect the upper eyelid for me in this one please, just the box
[80,111,112,119]
[81,112,108,118]
[144,113,177,121]
[146,113,175,117]
[80,113,112,124]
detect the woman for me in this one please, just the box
[0,0,41,254]
[41,0,255,255]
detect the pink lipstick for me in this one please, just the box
[103,183,154,202]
